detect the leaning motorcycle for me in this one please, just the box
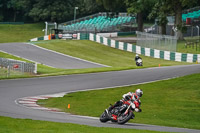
[136,58,143,66]
[100,100,141,124]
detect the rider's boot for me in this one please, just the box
[131,113,135,119]
[108,105,113,112]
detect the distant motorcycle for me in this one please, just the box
[100,100,141,124]
[136,58,143,66]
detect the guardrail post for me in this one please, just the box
[7,65,10,78]
[34,63,37,74]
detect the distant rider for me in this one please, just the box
[135,54,142,62]
[135,54,143,66]
[109,89,143,112]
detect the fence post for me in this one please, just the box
[34,63,37,74]
[21,62,24,74]
[7,65,10,78]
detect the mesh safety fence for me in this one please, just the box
[136,31,177,52]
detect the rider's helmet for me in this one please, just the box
[135,89,143,97]
[136,54,139,57]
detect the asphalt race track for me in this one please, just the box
[0,43,107,69]
[0,42,200,132]
[1,64,200,132]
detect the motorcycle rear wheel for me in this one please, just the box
[100,111,109,123]
[117,111,133,124]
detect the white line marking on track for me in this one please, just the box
[18,101,36,104]
[27,43,110,67]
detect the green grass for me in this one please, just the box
[0,23,44,43]
[0,116,168,133]
[38,73,200,129]
[118,34,137,37]
[35,40,189,68]
[0,51,32,62]
[184,36,200,42]
[177,40,200,54]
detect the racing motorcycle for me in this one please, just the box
[136,58,143,66]
[100,99,141,124]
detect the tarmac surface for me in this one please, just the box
[0,43,107,69]
[0,63,200,132]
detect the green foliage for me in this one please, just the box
[125,0,156,31]
[0,0,105,22]
[149,1,171,25]
[28,0,75,22]
[1,0,200,23]
[96,0,125,12]
[125,0,156,17]
[78,0,103,15]
[177,24,187,33]
[0,15,3,21]
[149,0,200,36]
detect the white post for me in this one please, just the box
[45,22,48,36]
[191,26,193,37]
[74,7,78,23]
[172,26,177,37]
[34,63,37,74]
[196,26,199,38]
[7,65,10,77]
[54,22,57,29]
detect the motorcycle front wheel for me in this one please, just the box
[100,111,109,123]
[117,111,133,124]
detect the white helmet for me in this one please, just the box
[136,54,139,57]
[135,89,143,97]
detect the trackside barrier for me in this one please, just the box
[0,58,37,77]
[89,33,200,63]
[29,32,135,42]
[29,35,51,42]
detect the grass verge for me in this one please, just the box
[177,40,200,54]
[0,23,44,43]
[0,116,168,133]
[38,73,200,129]
[34,40,189,68]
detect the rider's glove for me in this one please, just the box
[135,108,142,112]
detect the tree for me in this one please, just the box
[26,0,80,22]
[96,0,125,12]
[9,0,25,22]
[170,0,197,40]
[77,0,104,18]
[150,0,199,39]
[149,0,172,35]
[0,0,4,21]
[125,0,156,32]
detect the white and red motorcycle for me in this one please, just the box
[100,99,141,124]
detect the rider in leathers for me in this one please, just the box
[109,89,143,112]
